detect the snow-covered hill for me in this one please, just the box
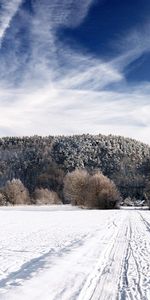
[0,205,150,300]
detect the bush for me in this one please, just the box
[63,169,89,206]
[4,179,30,205]
[63,169,121,209]
[33,188,62,205]
[87,172,121,209]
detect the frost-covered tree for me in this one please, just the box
[87,172,121,209]
[4,179,30,205]
[63,169,121,209]
[33,188,62,205]
[63,169,89,205]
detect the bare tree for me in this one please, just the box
[87,172,121,209]
[33,188,62,205]
[4,179,30,205]
[63,169,121,209]
[63,169,89,206]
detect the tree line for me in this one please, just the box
[0,134,149,207]
[0,170,121,209]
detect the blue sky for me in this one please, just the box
[0,0,150,143]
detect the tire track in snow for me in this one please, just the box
[77,217,130,300]
[119,220,143,300]
[118,211,150,300]
[1,208,150,300]
[138,212,150,233]
[78,210,150,300]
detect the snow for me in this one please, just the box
[0,205,150,300]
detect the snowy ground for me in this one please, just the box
[0,205,150,300]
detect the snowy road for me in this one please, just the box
[0,206,150,300]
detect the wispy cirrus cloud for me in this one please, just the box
[0,84,150,144]
[31,0,96,29]
[0,0,150,143]
[0,0,22,45]
[113,21,150,73]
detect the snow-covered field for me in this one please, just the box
[0,205,150,300]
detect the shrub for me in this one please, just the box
[4,179,30,205]
[33,188,62,205]
[87,172,121,209]
[63,169,121,209]
[63,169,89,205]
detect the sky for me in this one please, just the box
[0,0,150,143]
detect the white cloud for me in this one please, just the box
[32,0,95,29]
[57,50,123,91]
[0,84,150,144]
[113,22,150,72]
[0,0,22,46]
[0,0,150,145]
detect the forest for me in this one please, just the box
[0,134,150,206]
